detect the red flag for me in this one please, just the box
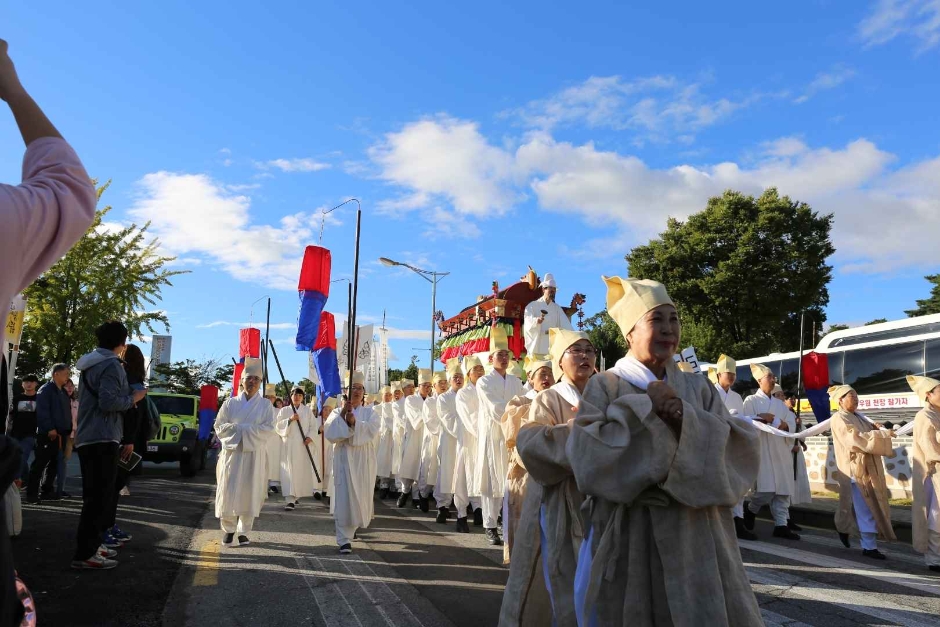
[239,328,261,359]
[199,385,219,411]
[298,246,332,295]
[801,351,830,390]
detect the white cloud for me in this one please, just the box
[261,158,331,173]
[858,0,940,52]
[225,183,261,192]
[196,321,298,330]
[128,172,319,290]
[421,207,482,240]
[794,66,857,103]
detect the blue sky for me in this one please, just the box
[4,1,940,385]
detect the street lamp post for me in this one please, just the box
[379,257,449,377]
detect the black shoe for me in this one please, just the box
[397,492,410,508]
[269,485,279,494]
[484,528,503,546]
[339,543,352,554]
[743,507,756,531]
[929,565,940,572]
[61,492,72,498]
[862,548,886,560]
[734,517,758,541]
[380,488,389,499]
[25,496,40,505]
[313,492,322,501]
[455,517,470,533]
[436,507,449,524]
[237,535,250,546]
[473,508,483,526]
[787,519,802,532]
[466,504,473,517]
[773,525,800,540]
[839,532,851,548]
[284,502,296,511]
[419,497,430,513]
[222,532,235,546]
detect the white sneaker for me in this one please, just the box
[71,554,118,570]
[119,486,131,496]
[97,545,118,559]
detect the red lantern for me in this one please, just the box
[298,246,332,296]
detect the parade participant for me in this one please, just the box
[568,276,762,626]
[523,273,573,356]
[324,372,380,554]
[375,386,396,499]
[396,378,424,507]
[264,384,282,495]
[830,385,896,558]
[417,371,447,513]
[275,387,317,511]
[390,381,405,495]
[712,354,755,540]
[475,328,525,545]
[214,358,276,547]
[503,329,592,627]
[743,363,799,540]
[499,353,553,563]
[314,396,338,500]
[455,355,486,528]
[436,359,465,525]
[908,375,940,571]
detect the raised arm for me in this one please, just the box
[517,392,572,486]
[833,415,894,457]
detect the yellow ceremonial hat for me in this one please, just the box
[380,385,391,396]
[401,378,415,389]
[603,276,675,337]
[907,375,940,401]
[345,371,365,386]
[324,396,338,409]
[716,354,735,374]
[677,361,695,374]
[264,383,276,397]
[417,369,432,385]
[489,326,509,353]
[241,357,263,380]
[772,383,783,394]
[432,370,447,383]
[523,353,553,377]
[508,359,525,380]
[707,367,719,384]
[750,363,773,381]
[390,381,402,392]
[446,358,462,378]
[549,328,591,382]
[828,384,855,402]
[463,354,484,375]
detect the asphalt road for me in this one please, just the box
[12,456,940,626]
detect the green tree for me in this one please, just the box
[274,379,295,399]
[153,359,233,396]
[626,188,834,362]
[865,318,888,326]
[826,324,851,334]
[17,182,186,375]
[582,310,627,364]
[403,355,419,383]
[906,274,940,317]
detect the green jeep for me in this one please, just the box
[145,393,210,477]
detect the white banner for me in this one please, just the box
[148,335,172,380]
[672,346,701,373]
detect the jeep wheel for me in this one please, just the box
[180,452,198,477]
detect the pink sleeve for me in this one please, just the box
[0,137,97,294]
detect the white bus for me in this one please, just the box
[732,313,940,421]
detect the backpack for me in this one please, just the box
[143,396,161,440]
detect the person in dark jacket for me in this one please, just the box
[71,322,147,570]
[25,364,71,503]
[6,374,38,483]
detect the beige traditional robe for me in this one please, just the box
[913,404,940,554]
[830,409,896,541]
[499,389,537,565]
[501,385,583,627]
[567,363,763,627]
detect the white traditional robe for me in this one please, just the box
[265,409,282,483]
[456,382,481,497]
[325,404,381,528]
[391,398,406,477]
[421,394,442,486]
[215,392,276,520]
[398,395,426,481]
[523,296,572,356]
[743,390,796,495]
[475,371,525,498]
[714,384,745,416]
[275,404,317,499]
[375,402,396,478]
[436,389,460,494]
[306,405,331,492]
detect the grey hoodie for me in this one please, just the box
[75,348,134,448]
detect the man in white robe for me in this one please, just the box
[522,272,572,356]
[396,378,425,507]
[313,396,337,499]
[417,371,447,513]
[214,359,276,547]
[436,359,464,526]
[325,372,380,554]
[390,381,405,496]
[374,386,396,499]
[712,354,755,541]
[455,354,486,528]
[475,329,525,545]
[264,384,282,495]
[275,387,317,511]
[743,363,799,540]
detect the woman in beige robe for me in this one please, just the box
[500,330,592,627]
[499,355,554,565]
[567,276,762,627]
[828,384,896,558]
[908,375,940,570]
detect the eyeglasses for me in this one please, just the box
[565,347,597,358]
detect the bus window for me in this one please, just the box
[779,358,800,393]
[842,341,925,395]
[828,321,940,348]
[927,338,940,379]
[732,365,756,397]
[828,352,845,385]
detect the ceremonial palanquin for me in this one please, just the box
[437,267,586,364]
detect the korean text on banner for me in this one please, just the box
[6,295,26,349]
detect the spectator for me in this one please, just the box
[53,378,79,497]
[104,343,147,545]
[26,363,71,503]
[71,321,147,570]
[6,374,38,485]
[0,37,97,625]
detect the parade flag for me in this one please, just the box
[313,311,342,411]
[198,385,219,440]
[801,351,832,422]
[296,246,331,351]
[239,328,261,359]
